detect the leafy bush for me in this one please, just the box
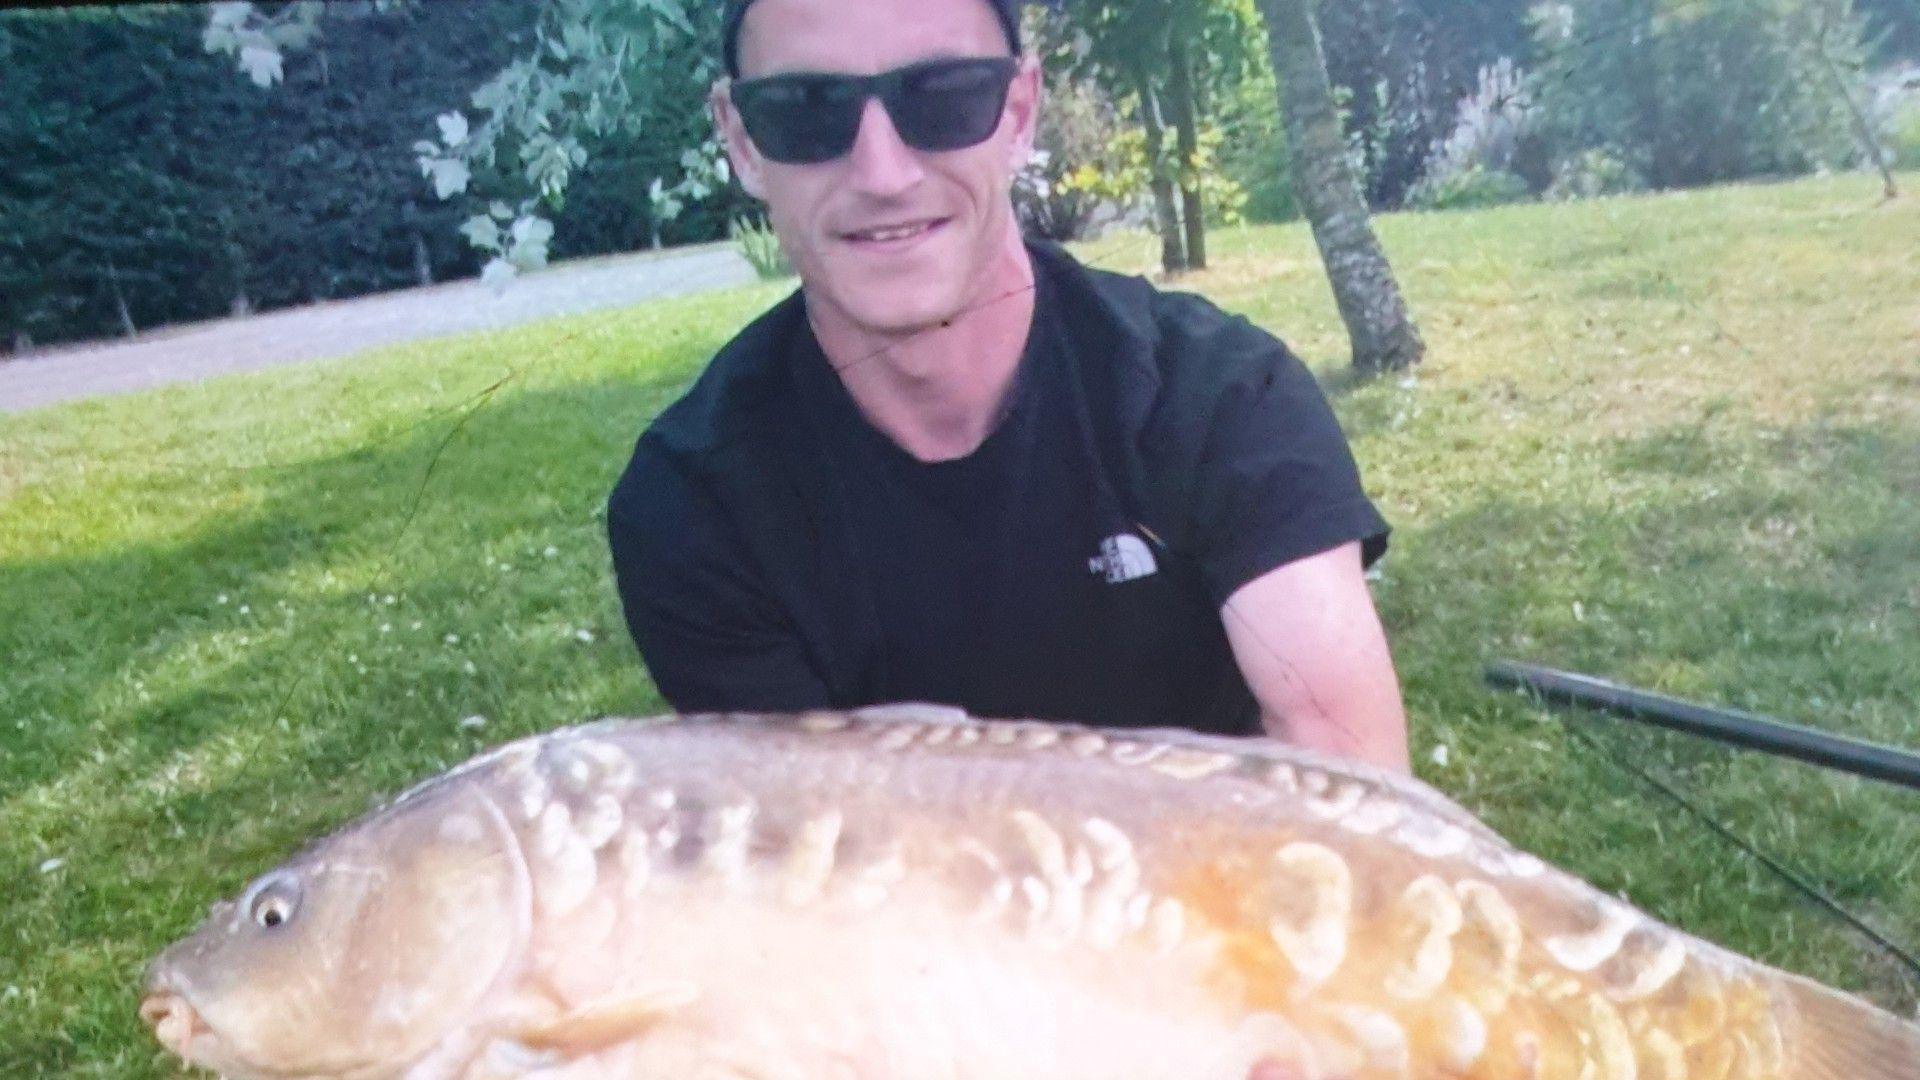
[1869,66,1920,168]
[1013,72,1147,241]
[1893,103,1920,168]
[1528,0,1865,190]
[1545,147,1648,201]
[1421,60,1540,186]
[1214,57,1298,222]
[1406,165,1531,212]
[729,215,792,281]
[1317,0,1539,207]
[1407,58,1551,212]
[1183,122,1250,228]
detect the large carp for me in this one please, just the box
[142,707,1920,1079]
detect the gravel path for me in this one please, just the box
[0,245,757,415]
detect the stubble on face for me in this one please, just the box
[720,0,1039,341]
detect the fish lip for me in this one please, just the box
[139,988,209,1062]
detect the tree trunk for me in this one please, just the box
[106,258,137,338]
[413,232,435,286]
[1811,2,1899,200]
[1168,34,1207,271]
[1136,77,1188,275]
[1260,0,1424,373]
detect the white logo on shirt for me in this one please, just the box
[1089,533,1158,584]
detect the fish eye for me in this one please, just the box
[248,885,298,930]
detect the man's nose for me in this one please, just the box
[843,97,925,196]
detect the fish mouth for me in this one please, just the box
[140,990,269,1079]
[140,990,208,1061]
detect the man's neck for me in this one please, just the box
[808,236,1037,463]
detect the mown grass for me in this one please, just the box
[3,171,1917,1074]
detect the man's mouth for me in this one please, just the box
[839,217,949,248]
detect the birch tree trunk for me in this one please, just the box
[1811,0,1899,200]
[1260,0,1424,373]
[1168,34,1208,271]
[1136,76,1189,275]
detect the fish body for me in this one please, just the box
[143,707,1920,1079]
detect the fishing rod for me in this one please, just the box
[1486,659,1920,987]
[1485,660,1920,792]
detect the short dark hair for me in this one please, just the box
[720,0,1025,78]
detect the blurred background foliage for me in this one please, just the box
[2,0,1914,350]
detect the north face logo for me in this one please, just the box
[1089,533,1158,584]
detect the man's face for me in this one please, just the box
[713,0,1041,337]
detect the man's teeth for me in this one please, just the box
[850,221,934,242]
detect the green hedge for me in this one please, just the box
[0,3,742,353]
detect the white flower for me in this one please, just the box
[217,594,229,605]
[444,634,460,645]
[574,628,595,644]
[543,545,559,558]
[462,659,478,675]
[458,715,488,731]
[1429,744,1451,768]
[379,623,391,634]
[238,605,250,615]
[37,858,64,874]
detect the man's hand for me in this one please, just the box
[1220,541,1411,773]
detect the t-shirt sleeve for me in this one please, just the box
[1179,325,1390,606]
[605,437,833,713]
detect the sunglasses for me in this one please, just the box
[729,56,1019,165]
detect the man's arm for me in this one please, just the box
[607,441,834,713]
[1220,541,1410,773]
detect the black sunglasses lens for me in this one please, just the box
[735,75,865,164]
[890,60,1016,152]
[734,58,1015,164]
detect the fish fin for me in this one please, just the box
[1781,972,1920,1079]
[509,983,700,1054]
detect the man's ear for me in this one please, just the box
[711,81,768,200]
[1004,54,1044,169]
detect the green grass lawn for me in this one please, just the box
[3,172,1917,1074]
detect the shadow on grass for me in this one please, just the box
[1376,416,1920,1011]
[0,367,698,1073]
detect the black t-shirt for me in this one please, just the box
[606,241,1388,736]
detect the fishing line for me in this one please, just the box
[251,356,524,737]
[255,234,1156,729]
[1558,713,1920,990]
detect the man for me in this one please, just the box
[606,0,1409,774]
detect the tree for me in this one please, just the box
[1041,0,1265,273]
[1528,0,1871,191]
[204,0,712,283]
[1259,0,1426,373]
[2,4,541,348]
[1316,0,1539,207]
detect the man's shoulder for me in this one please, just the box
[1033,240,1300,420]
[640,288,810,463]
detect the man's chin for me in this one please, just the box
[829,288,973,339]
